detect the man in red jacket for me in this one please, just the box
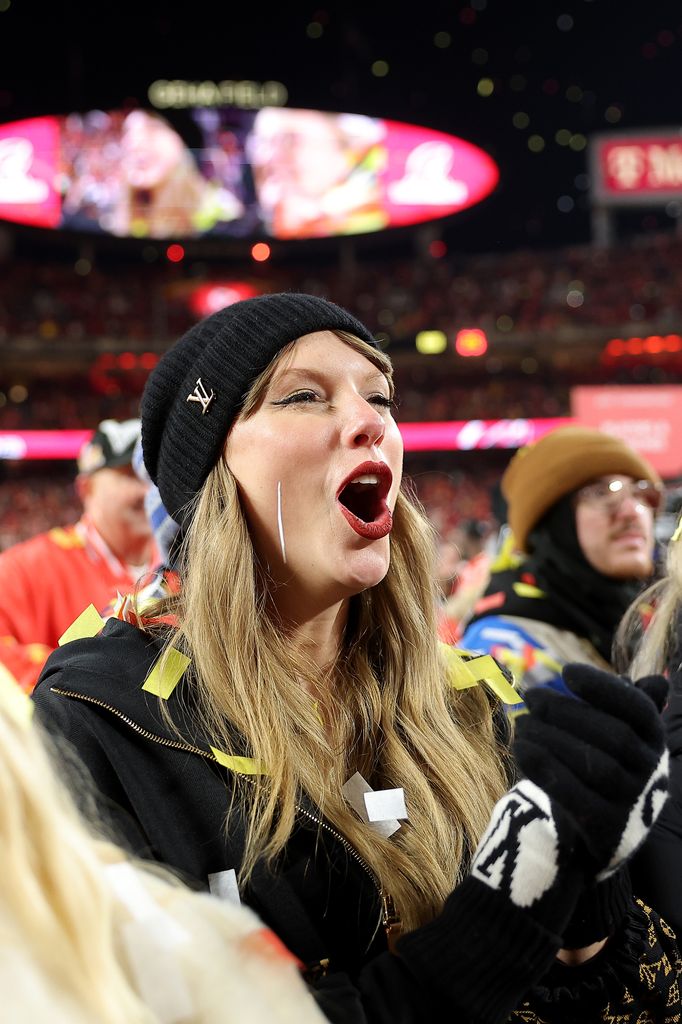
[0,419,158,691]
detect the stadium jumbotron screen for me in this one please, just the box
[0,106,499,240]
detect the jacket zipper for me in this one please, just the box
[51,687,212,756]
[50,686,401,941]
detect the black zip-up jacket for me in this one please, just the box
[33,620,680,1024]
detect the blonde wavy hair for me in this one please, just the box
[615,528,682,678]
[158,332,511,932]
[0,687,325,1024]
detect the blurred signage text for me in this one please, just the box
[148,79,288,110]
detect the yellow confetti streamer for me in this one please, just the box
[465,654,525,705]
[442,644,524,705]
[210,747,266,775]
[512,581,546,599]
[440,643,479,690]
[58,605,105,646]
[142,648,191,700]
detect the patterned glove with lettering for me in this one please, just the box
[396,667,668,1023]
[513,662,669,881]
[469,776,583,935]
[397,710,625,1021]
[397,776,586,1021]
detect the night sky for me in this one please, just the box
[3,0,682,257]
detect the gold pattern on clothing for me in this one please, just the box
[508,902,681,1023]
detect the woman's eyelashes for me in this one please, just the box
[271,390,319,406]
[370,394,395,409]
[271,390,394,409]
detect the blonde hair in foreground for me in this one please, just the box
[0,699,151,1023]
[0,696,325,1024]
[164,331,510,932]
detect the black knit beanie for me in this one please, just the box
[141,292,379,525]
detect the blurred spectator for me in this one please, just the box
[439,519,495,643]
[462,426,662,694]
[0,420,158,691]
[613,508,682,936]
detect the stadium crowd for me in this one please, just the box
[0,473,81,550]
[3,232,682,552]
[3,231,682,347]
[4,359,682,432]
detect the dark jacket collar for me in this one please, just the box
[37,618,219,754]
[37,619,356,824]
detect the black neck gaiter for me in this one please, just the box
[522,497,644,663]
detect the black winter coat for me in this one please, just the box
[33,619,681,1024]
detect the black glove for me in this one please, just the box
[513,663,669,881]
[399,778,585,1024]
[469,776,582,934]
[635,672,670,714]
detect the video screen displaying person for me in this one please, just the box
[59,109,246,238]
[246,107,388,238]
[0,105,497,239]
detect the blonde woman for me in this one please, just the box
[109,110,243,239]
[615,525,682,938]
[0,673,325,1024]
[35,294,679,1022]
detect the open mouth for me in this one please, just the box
[336,461,393,539]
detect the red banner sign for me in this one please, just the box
[592,132,682,204]
[571,385,682,477]
[0,430,91,460]
[0,419,569,461]
[398,418,568,452]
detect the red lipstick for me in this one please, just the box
[336,461,393,539]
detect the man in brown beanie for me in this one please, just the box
[461,425,663,695]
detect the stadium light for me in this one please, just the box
[603,333,682,361]
[455,328,488,357]
[251,242,271,262]
[166,244,185,263]
[416,330,447,354]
